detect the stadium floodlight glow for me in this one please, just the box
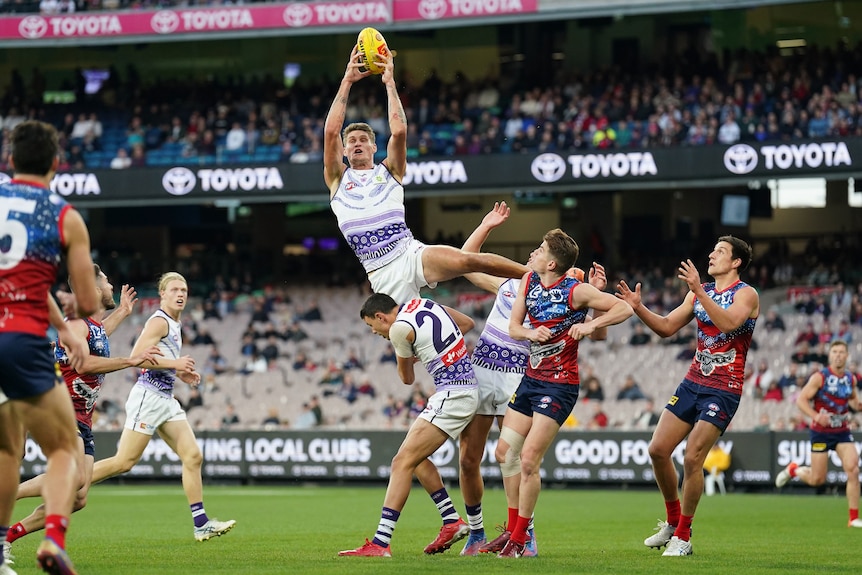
[776,39,806,49]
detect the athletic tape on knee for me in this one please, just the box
[499,427,525,477]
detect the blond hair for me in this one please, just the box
[342,122,376,143]
[158,271,187,293]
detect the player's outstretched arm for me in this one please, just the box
[49,294,87,373]
[62,208,98,316]
[102,284,137,336]
[616,280,694,338]
[461,202,511,294]
[442,305,475,336]
[324,46,368,193]
[380,51,407,182]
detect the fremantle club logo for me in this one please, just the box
[724,144,758,175]
[283,3,313,27]
[418,0,448,19]
[531,153,567,183]
[151,10,180,34]
[162,167,196,196]
[19,15,48,39]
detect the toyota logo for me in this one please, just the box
[724,144,758,175]
[282,4,313,27]
[418,0,447,20]
[531,153,567,183]
[162,167,196,196]
[151,10,180,34]
[19,16,48,39]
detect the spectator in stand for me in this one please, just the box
[717,113,741,144]
[297,300,322,321]
[791,341,816,365]
[110,148,131,169]
[583,373,605,401]
[379,345,397,364]
[762,380,783,401]
[294,403,317,429]
[795,322,819,347]
[342,349,364,370]
[284,321,308,343]
[185,388,204,412]
[220,405,240,429]
[260,335,280,366]
[748,359,775,398]
[261,408,282,430]
[191,326,215,346]
[309,395,323,426]
[763,308,786,331]
[632,398,661,430]
[225,122,246,157]
[617,375,647,401]
[587,402,609,429]
[629,323,652,345]
[130,144,146,168]
[777,363,801,393]
[292,351,316,371]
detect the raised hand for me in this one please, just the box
[677,259,702,292]
[344,45,372,84]
[378,50,395,86]
[481,201,510,230]
[117,284,138,316]
[588,262,607,291]
[616,279,642,309]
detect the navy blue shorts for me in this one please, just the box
[0,333,60,400]
[508,374,579,427]
[77,421,95,457]
[665,378,740,434]
[809,430,854,452]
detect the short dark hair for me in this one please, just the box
[11,121,59,176]
[717,235,753,271]
[544,228,579,271]
[68,263,102,293]
[360,293,398,319]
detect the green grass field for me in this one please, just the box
[5,484,859,574]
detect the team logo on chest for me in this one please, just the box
[695,348,736,376]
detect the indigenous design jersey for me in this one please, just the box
[0,180,71,336]
[685,280,756,395]
[472,278,529,374]
[331,164,414,273]
[135,309,181,396]
[810,367,856,434]
[395,298,477,390]
[524,272,587,384]
[55,317,109,428]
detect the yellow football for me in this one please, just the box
[357,27,389,75]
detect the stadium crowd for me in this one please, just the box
[85,255,862,434]
[1,41,862,169]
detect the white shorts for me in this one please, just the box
[123,385,187,436]
[418,387,478,439]
[474,364,522,417]
[368,239,438,304]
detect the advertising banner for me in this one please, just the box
[17,430,847,488]
[0,2,391,42]
[17,138,858,207]
[0,0,540,43]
